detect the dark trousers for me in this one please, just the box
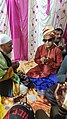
[45,84,57,105]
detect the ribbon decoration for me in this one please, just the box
[46,0,62,15]
[60,0,62,3]
[46,0,50,15]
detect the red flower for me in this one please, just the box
[56,15,59,19]
[36,5,38,8]
[32,23,34,26]
[0,30,2,32]
[35,19,37,21]
[30,53,32,55]
[33,11,35,14]
[31,34,33,37]
[1,10,4,13]
[60,24,62,27]
[35,30,37,33]
[34,41,36,43]
[4,23,6,26]
[63,9,65,13]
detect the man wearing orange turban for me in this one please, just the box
[27,25,63,93]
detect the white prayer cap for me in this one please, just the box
[0,34,12,45]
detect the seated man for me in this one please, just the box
[45,55,67,118]
[54,28,67,59]
[27,25,63,94]
[0,34,27,97]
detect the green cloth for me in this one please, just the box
[0,51,20,83]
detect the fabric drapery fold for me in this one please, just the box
[6,0,28,61]
[60,0,62,3]
[46,0,50,15]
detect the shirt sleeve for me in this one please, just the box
[47,47,63,69]
[34,46,43,65]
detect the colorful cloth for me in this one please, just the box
[28,74,58,91]
[0,51,20,83]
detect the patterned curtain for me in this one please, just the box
[0,0,67,60]
[0,0,13,59]
[28,0,67,60]
[0,0,11,35]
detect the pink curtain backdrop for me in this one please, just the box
[6,0,28,61]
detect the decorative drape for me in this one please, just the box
[28,0,67,60]
[0,0,67,61]
[28,0,40,60]
[0,0,13,59]
[6,0,28,61]
[0,0,11,36]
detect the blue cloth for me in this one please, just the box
[28,74,58,90]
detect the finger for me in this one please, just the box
[54,83,61,97]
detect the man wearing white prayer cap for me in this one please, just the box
[0,34,12,54]
[0,34,28,97]
[0,34,12,45]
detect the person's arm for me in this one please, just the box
[58,55,67,75]
[34,45,53,65]
[59,38,66,51]
[35,46,63,70]
[53,82,67,119]
[54,82,67,108]
[46,47,63,69]
[56,56,67,82]
[34,46,44,65]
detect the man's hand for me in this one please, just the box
[40,57,50,64]
[59,44,66,51]
[44,57,50,64]
[54,82,67,107]
[40,57,45,64]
